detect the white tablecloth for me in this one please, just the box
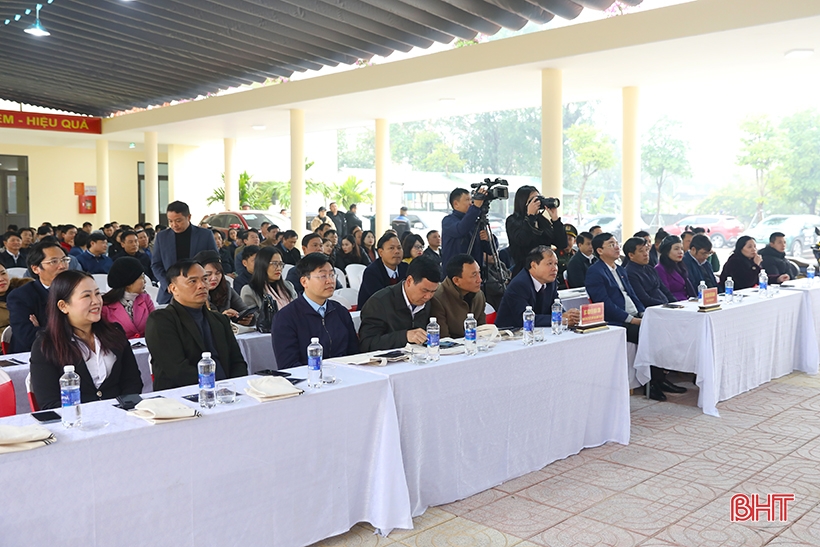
[782,278,820,361]
[341,327,631,517]
[634,289,819,417]
[0,366,412,547]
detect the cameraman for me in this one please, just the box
[506,185,568,277]
[441,187,493,275]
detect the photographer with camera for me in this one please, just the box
[441,187,492,275]
[506,186,568,277]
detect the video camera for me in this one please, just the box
[471,178,509,202]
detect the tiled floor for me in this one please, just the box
[311,372,820,547]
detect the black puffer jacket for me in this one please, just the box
[758,245,798,284]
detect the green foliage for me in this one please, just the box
[642,117,691,225]
[207,171,270,210]
[329,176,373,207]
[338,129,375,169]
[565,123,616,226]
[779,109,820,215]
[457,109,541,175]
[736,115,787,224]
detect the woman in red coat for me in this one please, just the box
[101,257,155,338]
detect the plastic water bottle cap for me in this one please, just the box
[727,277,732,281]
[554,299,560,304]
[430,317,437,323]
[525,306,532,311]
[466,313,474,318]
[201,352,211,359]
[310,337,319,343]
[64,365,75,373]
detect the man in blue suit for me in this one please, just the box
[586,232,679,401]
[682,234,717,289]
[151,201,218,304]
[495,245,580,329]
[357,232,408,310]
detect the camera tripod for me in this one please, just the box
[467,208,511,307]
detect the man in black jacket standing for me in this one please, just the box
[327,202,347,236]
[344,204,362,236]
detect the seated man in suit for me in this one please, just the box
[759,231,798,285]
[623,237,676,307]
[285,233,342,294]
[232,245,259,296]
[422,230,442,269]
[496,246,580,329]
[586,233,676,401]
[430,253,486,338]
[151,200,218,304]
[359,256,441,352]
[7,240,70,353]
[0,231,28,269]
[76,232,113,274]
[272,253,359,368]
[145,259,247,390]
[357,232,409,310]
[277,230,302,266]
[565,231,595,288]
[682,234,717,289]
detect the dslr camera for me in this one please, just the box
[471,178,509,202]
[535,196,561,210]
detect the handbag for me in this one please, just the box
[255,293,279,334]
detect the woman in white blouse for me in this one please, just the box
[30,270,143,409]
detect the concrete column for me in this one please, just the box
[375,118,390,236]
[95,139,110,225]
[290,110,306,235]
[541,69,563,201]
[144,131,159,225]
[622,87,641,239]
[224,138,238,211]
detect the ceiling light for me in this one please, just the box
[784,49,814,59]
[129,142,136,149]
[252,125,266,131]
[24,4,49,37]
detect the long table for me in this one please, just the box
[634,288,819,417]
[338,327,631,517]
[0,366,412,547]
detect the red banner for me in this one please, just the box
[580,302,605,326]
[0,109,102,134]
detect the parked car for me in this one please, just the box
[580,214,648,243]
[662,215,745,248]
[201,210,291,238]
[742,214,820,257]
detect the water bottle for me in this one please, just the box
[698,280,707,306]
[197,352,216,408]
[59,365,81,428]
[523,306,535,346]
[307,337,323,388]
[463,313,477,355]
[758,270,768,298]
[427,317,440,362]
[808,264,815,283]
[725,277,734,304]
[551,299,563,335]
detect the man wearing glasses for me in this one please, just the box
[271,253,359,369]
[359,256,441,352]
[7,241,70,353]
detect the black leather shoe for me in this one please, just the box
[648,384,667,401]
[660,379,688,394]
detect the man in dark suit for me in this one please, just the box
[112,230,155,282]
[344,203,362,236]
[357,232,409,310]
[359,256,441,352]
[7,241,70,353]
[277,230,301,266]
[565,231,595,288]
[586,233,674,401]
[683,234,717,289]
[623,237,675,308]
[145,259,247,390]
[495,246,580,329]
[327,202,347,236]
[0,231,28,269]
[286,233,341,295]
[422,230,442,269]
[441,188,491,276]
[151,201,217,304]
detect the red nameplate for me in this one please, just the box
[580,302,604,326]
[702,287,718,306]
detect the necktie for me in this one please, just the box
[388,273,399,286]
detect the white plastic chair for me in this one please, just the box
[92,273,109,292]
[333,288,359,310]
[329,292,352,310]
[144,282,160,305]
[334,267,347,288]
[225,276,234,288]
[282,264,294,280]
[6,268,27,279]
[1,326,12,355]
[345,264,366,291]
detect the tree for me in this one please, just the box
[256,161,330,209]
[338,129,375,169]
[564,123,616,227]
[329,175,373,208]
[207,171,270,210]
[736,115,786,225]
[458,109,541,175]
[642,117,691,227]
[780,109,820,214]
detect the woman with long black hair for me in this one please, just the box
[30,270,143,409]
[505,185,567,277]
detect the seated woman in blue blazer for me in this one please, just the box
[30,270,143,409]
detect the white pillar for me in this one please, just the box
[375,118,390,236]
[95,139,110,225]
[622,87,641,239]
[290,110,306,236]
[541,69,563,202]
[224,138,238,211]
[144,131,159,225]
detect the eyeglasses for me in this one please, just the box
[412,245,424,251]
[269,261,284,269]
[308,272,337,282]
[40,257,72,267]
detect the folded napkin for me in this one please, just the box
[0,424,56,454]
[328,354,387,367]
[245,376,303,402]
[231,322,256,335]
[129,398,201,424]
